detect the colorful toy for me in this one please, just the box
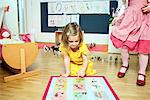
[89,43,96,49]
[43,43,61,56]
[42,76,119,100]
[0,6,11,60]
[0,6,11,39]
[20,33,31,42]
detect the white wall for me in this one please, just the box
[0,0,112,44]
[0,0,122,53]
[0,0,113,44]
[24,0,108,44]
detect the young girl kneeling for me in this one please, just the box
[59,22,96,77]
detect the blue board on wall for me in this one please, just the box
[40,1,117,34]
[80,14,110,34]
[41,2,59,32]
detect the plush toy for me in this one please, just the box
[43,45,51,52]
[0,6,11,39]
[89,43,96,48]
[20,33,31,42]
[0,28,11,39]
[43,43,61,56]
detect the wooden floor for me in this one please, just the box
[0,49,150,100]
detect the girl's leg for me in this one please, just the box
[138,54,148,80]
[117,48,129,78]
[119,48,129,72]
[136,53,148,86]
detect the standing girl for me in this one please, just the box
[59,22,96,77]
[110,0,150,86]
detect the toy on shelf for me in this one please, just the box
[0,5,11,39]
[0,28,11,39]
[20,33,31,42]
[90,53,122,63]
[89,43,96,49]
[0,6,11,60]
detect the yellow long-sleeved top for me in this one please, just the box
[59,42,96,76]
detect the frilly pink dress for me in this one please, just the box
[110,0,150,54]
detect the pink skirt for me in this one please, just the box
[111,1,150,54]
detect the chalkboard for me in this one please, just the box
[41,1,118,34]
[80,14,110,34]
[41,3,59,32]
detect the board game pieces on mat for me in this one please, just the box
[42,76,119,100]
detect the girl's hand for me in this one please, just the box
[60,72,70,77]
[142,4,150,13]
[78,68,86,77]
[111,17,118,26]
[111,17,122,26]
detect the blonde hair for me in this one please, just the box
[61,22,83,48]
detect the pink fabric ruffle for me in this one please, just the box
[110,34,150,54]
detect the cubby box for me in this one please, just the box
[55,31,62,45]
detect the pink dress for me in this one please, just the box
[110,0,150,54]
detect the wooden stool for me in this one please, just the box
[55,31,62,45]
[2,43,40,82]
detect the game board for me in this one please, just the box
[42,76,119,100]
